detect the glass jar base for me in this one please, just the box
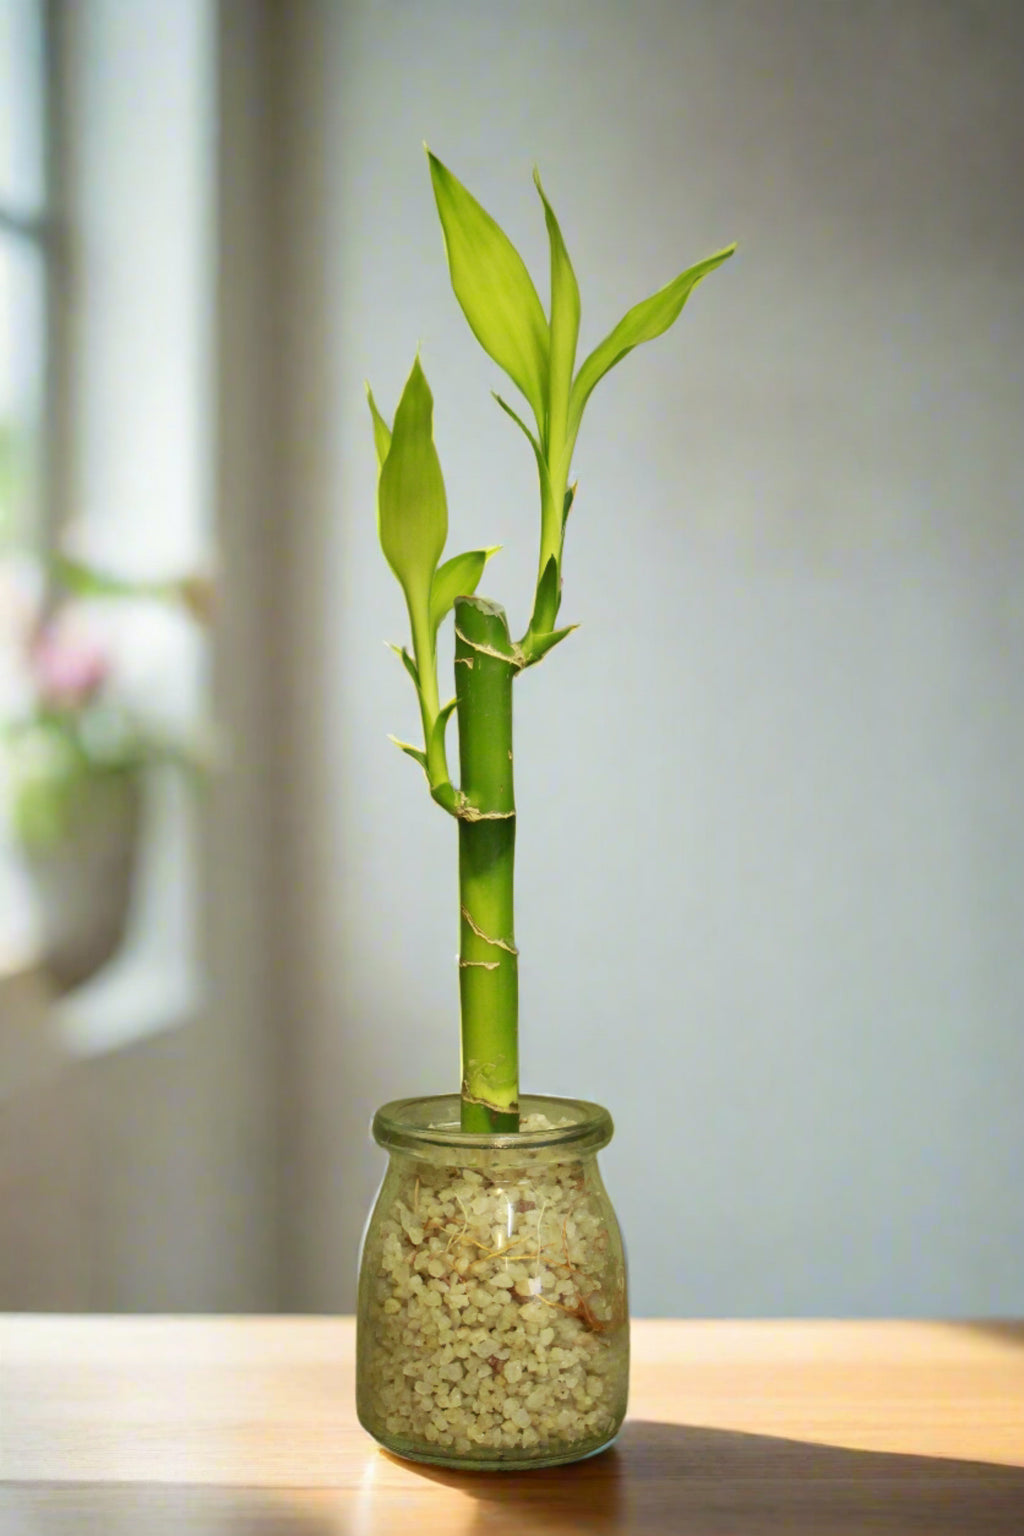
[362,1414,623,1472]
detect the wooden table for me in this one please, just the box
[2,1318,1023,1533]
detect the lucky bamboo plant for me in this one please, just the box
[369,152,733,1134]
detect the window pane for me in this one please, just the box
[0,232,45,550]
[0,0,45,216]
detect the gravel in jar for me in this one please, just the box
[360,1131,625,1460]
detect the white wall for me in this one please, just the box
[273,0,1024,1315]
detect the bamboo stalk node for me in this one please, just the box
[460,1083,519,1115]
[452,625,527,671]
[456,801,516,823]
[461,906,519,954]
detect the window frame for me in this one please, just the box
[0,0,68,556]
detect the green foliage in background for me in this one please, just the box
[5,709,150,848]
[3,557,212,851]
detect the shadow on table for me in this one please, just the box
[394,1418,1024,1535]
[963,1320,1024,1348]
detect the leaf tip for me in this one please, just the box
[405,348,430,397]
[387,734,428,771]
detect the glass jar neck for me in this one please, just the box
[371,1094,614,1166]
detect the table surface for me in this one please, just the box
[2,1317,1023,1534]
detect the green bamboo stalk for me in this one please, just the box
[374,154,734,1139]
[454,595,519,1132]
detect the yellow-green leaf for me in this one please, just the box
[387,642,419,689]
[523,623,578,668]
[492,390,541,458]
[429,696,458,764]
[428,150,549,427]
[429,547,501,636]
[568,243,736,443]
[366,384,392,469]
[377,357,448,623]
[388,735,428,772]
[533,169,580,437]
[529,553,560,636]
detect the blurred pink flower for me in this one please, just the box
[30,621,110,708]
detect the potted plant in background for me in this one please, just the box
[357,151,734,1468]
[1,555,212,994]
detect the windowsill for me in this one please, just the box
[54,949,199,1057]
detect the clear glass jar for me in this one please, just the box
[356,1094,629,1470]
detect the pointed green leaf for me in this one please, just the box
[429,547,501,636]
[377,357,448,622]
[429,696,458,764]
[388,735,428,772]
[524,624,578,667]
[492,391,541,459]
[387,642,420,689]
[562,482,577,528]
[493,392,555,516]
[533,169,580,433]
[568,243,736,442]
[366,384,392,469]
[530,553,560,635]
[428,150,549,426]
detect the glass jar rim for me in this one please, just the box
[371,1093,614,1158]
